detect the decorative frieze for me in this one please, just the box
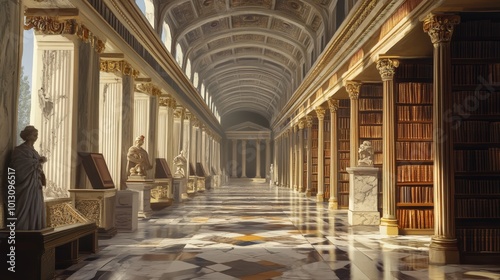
[100,60,140,78]
[135,82,162,96]
[159,95,177,108]
[25,16,105,53]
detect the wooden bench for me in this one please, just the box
[0,199,98,280]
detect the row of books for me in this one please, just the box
[338,118,350,128]
[455,179,500,194]
[454,121,500,142]
[452,64,491,85]
[396,141,433,160]
[453,19,500,39]
[339,173,349,181]
[397,164,433,182]
[397,105,433,121]
[339,159,350,171]
[396,64,433,80]
[338,129,350,140]
[456,199,500,218]
[451,41,500,58]
[452,91,500,115]
[339,182,349,193]
[338,194,349,208]
[359,99,383,111]
[360,112,383,124]
[457,228,500,253]
[397,83,433,103]
[454,148,500,171]
[397,209,434,229]
[360,125,382,138]
[339,141,350,150]
[397,123,433,139]
[360,85,383,97]
[399,185,433,203]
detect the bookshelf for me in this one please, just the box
[311,120,319,195]
[395,59,434,235]
[338,99,350,209]
[359,84,383,209]
[451,14,500,263]
[324,114,331,201]
[303,126,308,192]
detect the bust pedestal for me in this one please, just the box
[173,177,187,203]
[68,188,117,238]
[126,180,153,218]
[346,167,380,225]
[114,190,139,232]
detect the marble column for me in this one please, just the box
[283,131,289,187]
[290,127,295,189]
[0,0,22,227]
[165,96,176,165]
[306,116,313,196]
[201,127,207,171]
[298,120,305,192]
[120,75,135,189]
[158,99,169,159]
[377,57,400,235]
[256,139,261,178]
[266,138,271,180]
[133,92,151,151]
[183,111,192,177]
[328,98,339,210]
[346,81,361,167]
[232,139,237,177]
[316,108,326,202]
[173,107,184,159]
[424,13,461,264]
[241,139,247,178]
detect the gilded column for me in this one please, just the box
[424,13,461,264]
[316,108,326,202]
[256,139,261,178]
[232,139,237,177]
[377,57,400,235]
[346,81,361,167]
[241,139,247,178]
[328,98,339,209]
[298,120,305,192]
[305,116,313,196]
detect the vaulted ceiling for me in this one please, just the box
[158,0,334,123]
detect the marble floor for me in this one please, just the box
[56,181,500,280]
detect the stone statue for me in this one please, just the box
[127,135,152,177]
[10,125,47,230]
[358,141,374,166]
[173,150,187,178]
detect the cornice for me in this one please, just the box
[135,83,162,96]
[100,60,140,78]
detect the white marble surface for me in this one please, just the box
[115,190,138,232]
[126,181,153,218]
[347,167,380,225]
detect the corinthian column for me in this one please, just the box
[298,120,305,192]
[305,116,313,196]
[424,13,461,264]
[377,57,400,235]
[256,139,261,178]
[346,81,361,167]
[241,140,247,178]
[232,139,237,177]
[316,107,326,202]
[328,98,339,209]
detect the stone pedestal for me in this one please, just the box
[126,181,153,218]
[68,189,117,238]
[114,190,138,232]
[173,178,187,202]
[346,167,380,225]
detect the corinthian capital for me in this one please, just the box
[376,58,400,81]
[423,14,460,44]
[345,81,361,100]
[315,108,326,121]
[327,97,339,113]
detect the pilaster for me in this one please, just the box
[256,139,261,178]
[316,107,326,202]
[232,139,238,177]
[241,139,247,178]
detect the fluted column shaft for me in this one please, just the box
[256,139,261,178]
[377,58,400,235]
[289,128,294,189]
[241,140,247,178]
[306,116,313,196]
[328,98,339,209]
[232,139,237,177]
[424,14,460,264]
[346,81,361,167]
[316,108,326,202]
[294,125,299,191]
[298,120,305,192]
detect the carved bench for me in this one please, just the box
[0,198,98,280]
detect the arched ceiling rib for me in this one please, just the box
[158,0,334,122]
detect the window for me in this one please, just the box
[193,72,199,88]
[162,22,172,52]
[176,43,183,66]
[186,59,192,79]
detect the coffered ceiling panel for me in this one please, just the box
[159,0,331,122]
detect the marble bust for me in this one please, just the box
[173,150,187,178]
[127,135,152,178]
[358,141,374,166]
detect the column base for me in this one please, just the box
[328,198,338,210]
[379,218,399,235]
[348,210,380,225]
[316,193,323,202]
[305,190,311,197]
[429,237,460,264]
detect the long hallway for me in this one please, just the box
[57,182,499,280]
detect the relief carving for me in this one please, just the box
[75,200,102,226]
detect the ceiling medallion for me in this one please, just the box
[211,21,219,27]
[203,0,213,6]
[281,22,291,29]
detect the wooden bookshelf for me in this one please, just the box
[337,99,350,209]
[451,14,500,263]
[311,120,319,195]
[395,59,434,234]
[323,113,331,201]
[303,127,308,192]
[359,83,383,209]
